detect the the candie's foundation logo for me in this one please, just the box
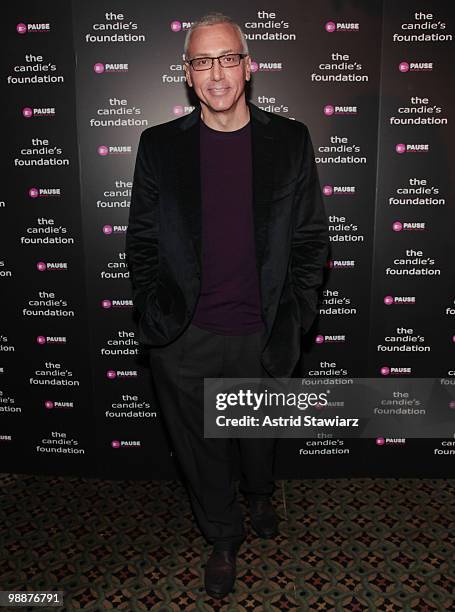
[97,145,132,156]
[323,105,357,116]
[16,22,51,34]
[383,295,416,305]
[111,439,141,448]
[22,107,56,118]
[324,21,359,33]
[323,185,356,196]
[395,143,429,154]
[170,20,192,32]
[380,366,412,376]
[29,187,61,198]
[102,224,127,235]
[392,221,426,232]
[101,298,133,309]
[93,62,129,74]
[398,61,434,72]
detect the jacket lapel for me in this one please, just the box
[175,102,275,279]
[174,108,202,266]
[249,102,275,285]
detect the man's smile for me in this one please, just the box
[208,86,231,95]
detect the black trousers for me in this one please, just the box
[148,322,277,545]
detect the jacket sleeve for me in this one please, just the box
[125,130,159,315]
[291,124,329,334]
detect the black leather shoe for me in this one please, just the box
[249,497,279,538]
[204,541,241,599]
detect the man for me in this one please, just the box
[125,13,329,599]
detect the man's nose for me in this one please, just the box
[210,58,224,80]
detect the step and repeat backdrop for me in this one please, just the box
[1,0,454,479]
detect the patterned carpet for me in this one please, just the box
[0,473,454,611]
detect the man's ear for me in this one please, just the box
[183,61,193,87]
[245,55,251,82]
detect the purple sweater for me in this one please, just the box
[191,118,265,335]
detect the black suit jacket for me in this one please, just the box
[125,101,329,378]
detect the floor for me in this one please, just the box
[1,473,454,610]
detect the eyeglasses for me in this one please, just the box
[186,53,247,71]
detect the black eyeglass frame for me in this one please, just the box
[185,53,248,71]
